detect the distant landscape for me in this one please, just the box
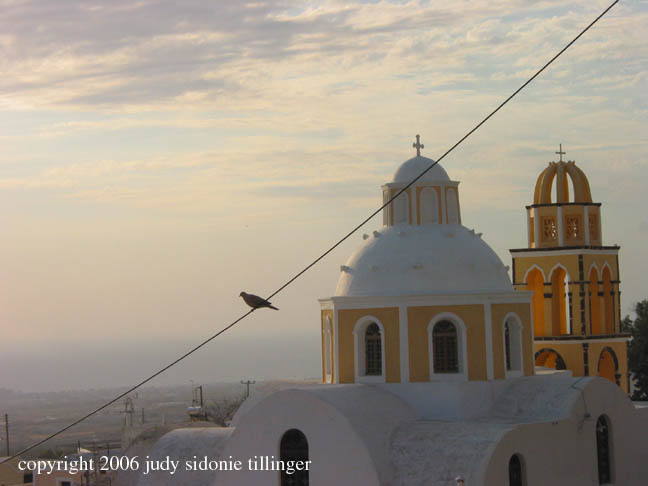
[0,381,258,458]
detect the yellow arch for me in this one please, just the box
[548,264,570,335]
[598,349,616,383]
[533,161,593,204]
[589,267,602,335]
[525,267,546,337]
[602,266,614,334]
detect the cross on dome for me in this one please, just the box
[413,134,424,156]
[555,143,566,162]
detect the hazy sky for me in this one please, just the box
[1,0,646,392]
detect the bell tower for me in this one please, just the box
[510,146,630,392]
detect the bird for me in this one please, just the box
[239,291,278,310]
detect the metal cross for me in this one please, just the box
[413,134,424,156]
[555,143,566,162]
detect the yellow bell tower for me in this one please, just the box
[510,145,630,392]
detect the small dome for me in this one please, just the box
[392,156,450,184]
[335,225,512,297]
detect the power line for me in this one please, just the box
[2,0,619,464]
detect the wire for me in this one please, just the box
[2,0,619,464]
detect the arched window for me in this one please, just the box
[550,266,571,335]
[432,320,458,373]
[365,323,382,376]
[354,318,386,382]
[508,454,524,486]
[446,188,459,224]
[598,349,615,383]
[525,267,545,336]
[382,190,389,226]
[596,416,612,484]
[280,429,309,486]
[505,322,511,370]
[589,267,602,335]
[535,348,567,370]
[323,318,333,383]
[420,187,439,224]
[393,191,409,224]
[602,266,614,334]
[504,317,523,376]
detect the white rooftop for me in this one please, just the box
[392,155,450,183]
[335,224,512,297]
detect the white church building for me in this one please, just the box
[134,146,648,486]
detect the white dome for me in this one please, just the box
[392,155,450,183]
[335,225,512,297]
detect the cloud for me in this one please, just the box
[1,0,643,113]
[0,0,645,215]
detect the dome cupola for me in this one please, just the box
[382,135,461,226]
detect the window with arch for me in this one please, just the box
[393,191,409,224]
[589,267,602,335]
[550,266,571,335]
[525,267,545,337]
[323,318,333,383]
[420,187,439,224]
[508,454,524,486]
[280,429,309,486]
[504,317,523,376]
[602,266,614,334]
[382,190,389,226]
[365,323,382,376]
[596,415,612,484]
[505,323,511,369]
[446,188,459,224]
[432,320,458,373]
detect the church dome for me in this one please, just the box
[335,224,512,297]
[392,155,449,183]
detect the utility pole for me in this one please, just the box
[121,397,134,427]
[4,414,9,456]
[240,380,256,399]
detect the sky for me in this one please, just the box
[0,0,646,392]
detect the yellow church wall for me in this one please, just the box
[337,307,400,383]
[514,254,580,286]
[588,340,628,393]
[321,310,334,383]
[491,303,534,379]
[534,340,628,393]
[581,254,619,335]
[588,206,601,244]
[407,305,485,381]
[514,254,584,338]
[582,254,618,280]
[534,342,585,377]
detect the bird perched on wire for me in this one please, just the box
[239,291,279,310]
